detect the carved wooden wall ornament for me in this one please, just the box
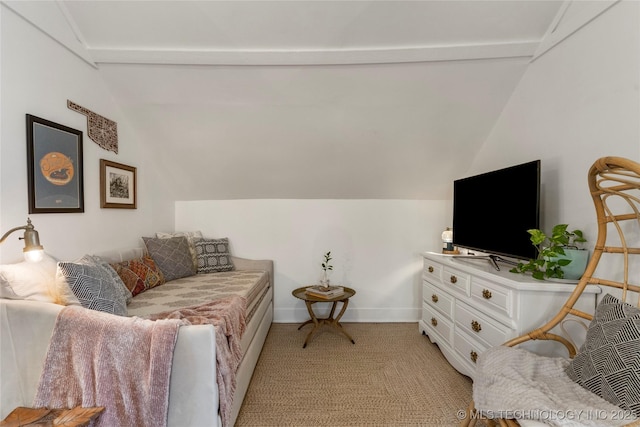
[67,100,118,153]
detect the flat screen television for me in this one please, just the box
[452,160,541,264]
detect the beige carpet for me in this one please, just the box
[236,323,474,426]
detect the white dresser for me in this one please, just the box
[419,252,600,379]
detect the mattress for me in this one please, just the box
[127,269,270,322]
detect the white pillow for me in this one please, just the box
[0,254,59,303]
[156,230,203,240]
[0,280,23,300]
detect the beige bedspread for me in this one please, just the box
[148,295,247,427]
[33,305,182,427]
[127,269,268,320]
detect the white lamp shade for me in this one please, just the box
[24,249,44,263]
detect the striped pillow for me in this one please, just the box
[57,255,128,316]
[565,293,640,417]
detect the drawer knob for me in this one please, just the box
[450,275,457,284]
[482,289,492,299]
[471,320,482,333]
[470,350,478,363]
[431,317,438,327]
[428,266,434,273]
[431,294,439,303]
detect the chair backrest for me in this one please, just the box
[506,156,640,356]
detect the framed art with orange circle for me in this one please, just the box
[26,114,84,213]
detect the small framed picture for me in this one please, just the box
[26,114,84,214]
[100,159,137,209]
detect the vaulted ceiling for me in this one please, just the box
[14,1,566,199]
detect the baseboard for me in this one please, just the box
[274,307,420,323]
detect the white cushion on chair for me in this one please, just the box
[518,421,554,427]
[473,346,637,426]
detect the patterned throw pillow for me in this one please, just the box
[92,255,133,303]
[57,255,128,316]
[142,236,195,282]
[194,238,234,274]
[110,255,165,297]
[156,231,203,270]
[565,293,640,416]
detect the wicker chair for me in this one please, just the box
[461,156,640,427]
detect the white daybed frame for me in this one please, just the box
[0,251,274,427]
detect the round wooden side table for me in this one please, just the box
[291,286,356,348]
[1,406,104,426]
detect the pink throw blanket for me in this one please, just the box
[148,295,247,427]
[33,305,182,427]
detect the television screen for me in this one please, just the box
[452,160,540,261]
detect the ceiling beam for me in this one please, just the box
[2,0,97,68]
[89,42,539,66]
[533,0,620,61]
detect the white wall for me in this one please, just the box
[175,3,639,323]
[469,0,639,241]
[463,1,639,289]
[0,4,174,263]
[176,199,448,322]
[3,0,637,321]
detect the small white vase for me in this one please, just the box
[320,270,331,289]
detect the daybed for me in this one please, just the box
[0,237,273,427]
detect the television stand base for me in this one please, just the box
[452,254,519,271]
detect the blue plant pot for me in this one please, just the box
[557,249,590,280]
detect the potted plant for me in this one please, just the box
[510,224,588,280]
[320,251,333,288]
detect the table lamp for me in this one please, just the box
[441,227,458,254]
[0,218,44,262]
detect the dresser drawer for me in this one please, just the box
[423,282,454,318]
[453,328,488,373]
[470,277,512,320]
[455,301,510,347]
[423,259,442,283]
[422,302,453,343]
[442,266,470,296]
